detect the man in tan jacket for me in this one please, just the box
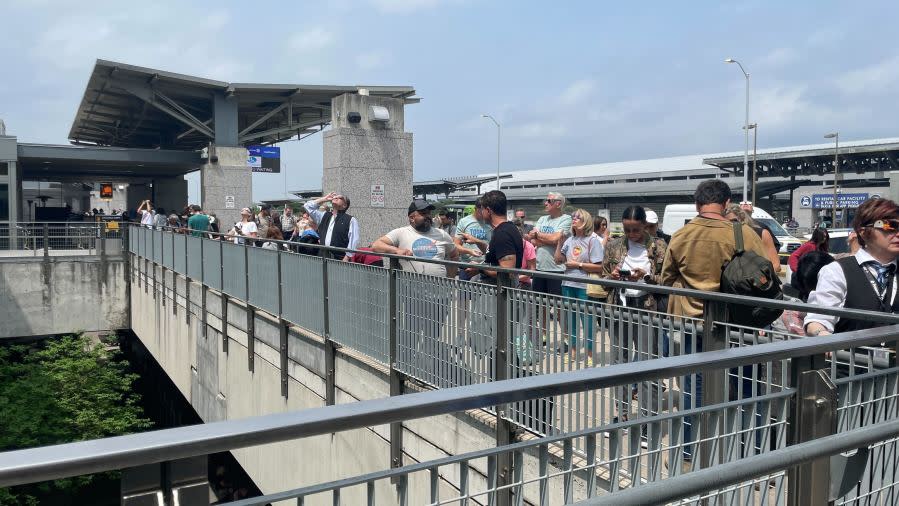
[661,179,769,317]
[660,178,769,461]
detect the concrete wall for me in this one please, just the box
[129,263,586,505]
[0,256,128,338]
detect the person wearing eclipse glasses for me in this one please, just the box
[805,197,899,336]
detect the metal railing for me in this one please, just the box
[0,221,122,257]
[1,326,898,505]
[108,224,899,502]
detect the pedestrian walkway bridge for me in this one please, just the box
[2,224,899,505]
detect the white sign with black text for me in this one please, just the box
[370,184,385,207]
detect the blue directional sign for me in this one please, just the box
[810,193,869,209]
[247,145,281,173]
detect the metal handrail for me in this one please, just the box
[133,223,899,325]
[578,418,899,505]
[0,324,896,488]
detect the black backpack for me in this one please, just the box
[720,222,784,327]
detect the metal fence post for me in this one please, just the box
[184,235,191,325]
[42,223,49,259]
[221,239,228,354]
[322,248,336,406]
[494,271,514,506]
[171,229,177,316]
[200,238,207,339]
[245,243,255,373]
[787,356,835,506]
[699,298,728,470]
[278,249,289,398]
[388,257,404,474]
[151,229,156,301]
[123,225,132,330]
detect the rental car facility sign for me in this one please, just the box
[804,193,872,209]
[247,146,281,173]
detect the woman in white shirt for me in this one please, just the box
[230,207,258,245]
[553,209,604,362]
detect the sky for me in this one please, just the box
[2,0,898,202]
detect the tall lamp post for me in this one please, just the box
[743,123,758,205]
[725,58,750,203]
[824,132,840,227]
[481,114,501,190]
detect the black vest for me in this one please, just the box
[834,256,899,333]
[318,211,352,258]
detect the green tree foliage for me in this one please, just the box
[0,334,151,504]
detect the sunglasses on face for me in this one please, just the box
[544,199,560,204]
[866,219,899,233]
[572,214,583,221]
[624,227,643,234]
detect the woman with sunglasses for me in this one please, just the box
[553,208,604,363]
[806,198,899,336]
[594,216,610,248]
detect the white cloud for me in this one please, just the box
[836,55,899,96]
[758,47,798,68]
[370,0,442,13]
[288,27,336,53]
[558,79,596,106]
[356,51,390,70]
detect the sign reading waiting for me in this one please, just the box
[247,146,281,173]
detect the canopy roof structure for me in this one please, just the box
[703,139,899,178]
[69,59,418,150]
[17,143,202,182]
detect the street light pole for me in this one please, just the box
[481,114,501,190]
[825,132,840,227]
[725,58,750,203]
[744,123,758,205]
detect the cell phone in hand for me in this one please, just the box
[619,269,631,278]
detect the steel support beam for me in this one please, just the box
[238,118,324,144]
[494,272,514,506]
[238,102,289,137]
[112,79,215,139]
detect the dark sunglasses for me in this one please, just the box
[865,219,899,233]
[623,227,643,234]
[544,199,561,204]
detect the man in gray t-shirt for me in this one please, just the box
[527,192,572,296]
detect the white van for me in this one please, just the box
[661,204,803,262]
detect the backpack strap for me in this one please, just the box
[732,221,745,255]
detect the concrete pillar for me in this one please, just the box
[323,93,413,248]
[154,177,189,215]
[201,146,251,229]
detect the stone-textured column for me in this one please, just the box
[201,146,251,229]
[323,94,413,248]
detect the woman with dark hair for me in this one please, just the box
[788,228,829,272]
[602,205,667,422]
[806,197,899,335]
[594,216,610,247]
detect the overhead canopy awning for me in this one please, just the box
[69,59,418,150]
[703,140,899,179]
[17,143,202,182]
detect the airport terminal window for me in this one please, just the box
[0,163,7,176]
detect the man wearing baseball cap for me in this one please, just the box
[644,208,671,243]
[372,199,458,276]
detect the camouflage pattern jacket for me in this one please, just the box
[601,232,668,310]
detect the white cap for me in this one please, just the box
[645,209,659,224]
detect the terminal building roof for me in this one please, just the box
[68,59,417,150]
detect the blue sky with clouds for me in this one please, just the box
[2,0,898,201]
